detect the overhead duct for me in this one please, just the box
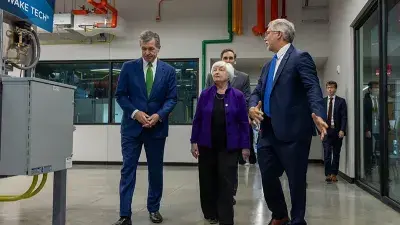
[37,0,126,38]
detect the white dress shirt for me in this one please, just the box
[131,58,158,119]
[327,95,336,127]
[273,43,291,80]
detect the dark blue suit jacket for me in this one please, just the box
[115,58,177,138]
[249,45,326,142]
[324,96,347,135]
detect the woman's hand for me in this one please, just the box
[242,149,250,161]
[191,143,199,159]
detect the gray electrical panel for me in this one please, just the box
[0,77,76,176]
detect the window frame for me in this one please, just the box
[35,58,200,125]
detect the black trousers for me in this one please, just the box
[198,147,239,225]
[322,128,343,176]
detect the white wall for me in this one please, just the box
[323,0,370,178]
[39,0,331,163]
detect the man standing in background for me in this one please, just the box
[114,30,177,225]
[205,48,256,205]
[323,81,347,183]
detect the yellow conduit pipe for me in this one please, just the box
[232,0,237,33]
[0,173,48,202]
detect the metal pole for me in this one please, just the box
[52,169,67,225]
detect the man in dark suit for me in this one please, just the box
[113,30,177,225]
[248,19,328,225]
[205,48,255,205]
[363,81,380,178]
[323,81,347,183]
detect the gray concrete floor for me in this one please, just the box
[0,164,399,225]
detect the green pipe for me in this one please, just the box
[201,0,233,89]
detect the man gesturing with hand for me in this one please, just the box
[249,19,327,225]
[114,30,177,225]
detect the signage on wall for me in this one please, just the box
[375,64,392,76]
[0,0,55,32]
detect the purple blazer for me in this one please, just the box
[190,85,250,151]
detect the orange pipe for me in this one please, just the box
[232,0,237,33]
[271,0,279,21]
[237,0,243,35]
[252,0,266,36]
[95,0,118,28]
[88,0,108,14]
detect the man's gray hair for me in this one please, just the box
[139,30,161,49]
[211,61,235,81]
[268,19,296,43]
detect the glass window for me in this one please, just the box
[387,0,400,203]
[357,8,380,190]
[112,59,199,125]
[35,62,110,124]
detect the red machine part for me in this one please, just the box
[271,0,279,21]
[156,0,165,22]
[72,0,118,28]
[252,0,266,36]
[281,0,287,18]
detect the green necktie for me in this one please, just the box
[146,62,154,96]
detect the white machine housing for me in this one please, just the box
[36,13,127,37]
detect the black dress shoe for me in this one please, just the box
[149,211,163,223]
[112,217,132,225]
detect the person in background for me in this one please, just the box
[363,81,380,179]
[191,61,250,225]
[248,19,327,225]
[113,30,177,225]
[205,48,256,205]
[323,81,347,183]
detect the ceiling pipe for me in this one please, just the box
[72,5,90,15]
[271,0,279,21]
[96,0,118,28]
[88,0,108,14]
[232,0,237,33]
[237,0,243,35]
[281,0,287,18]
[156,0,165,22]
[252,0,266,36]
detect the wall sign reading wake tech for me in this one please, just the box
[0,0,55,32]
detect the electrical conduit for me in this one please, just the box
[201,0,233,88]
[0,173,48,202]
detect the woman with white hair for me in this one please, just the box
[190,61,250,225]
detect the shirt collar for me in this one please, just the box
[276,43,291,60]
[329,95,336,99]
[143,57,157,67]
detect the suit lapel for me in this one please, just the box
[272,46,294,89]
[136,59,147,98]
[149,60,164,99]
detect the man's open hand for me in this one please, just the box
[249,101,264,125]
[312,113,328,140]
